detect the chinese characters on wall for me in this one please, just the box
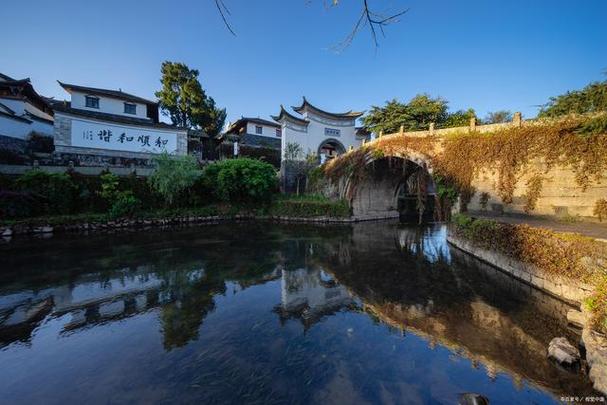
[71,119,178,154]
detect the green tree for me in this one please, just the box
[149,152,202,206]
[155,61,227,137]
[484,110,513,124]
[539,81,607,118]
[442,108,477,128]
[363,94,449,133]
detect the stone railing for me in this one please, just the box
[363,112,524,143]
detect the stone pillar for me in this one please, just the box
[469,117,477,132]
[348,145,353,152]
[429,123,435,135]
[513,112,522,127]
[379,130,383,139]
[399,125,405,136]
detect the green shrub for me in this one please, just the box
[202,158,277,204]
[99,173,120,201]
[119,173,161,209]
[108,191,141,219]
[0,190,42,218]
[16,170,77,215]
[149,153,202,206]
[67,171,105,213]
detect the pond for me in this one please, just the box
[0,222,597,404]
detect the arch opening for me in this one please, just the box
[318,138,346,163]
[345,156,440,223]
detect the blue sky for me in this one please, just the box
[3,0,606,124]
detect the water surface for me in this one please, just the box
[0,222,596,404]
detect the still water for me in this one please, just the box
[0,222,597,404]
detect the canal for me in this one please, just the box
[0,222,597,404]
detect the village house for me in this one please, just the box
[53,82,188,167]
[223,117,282,150]
[0,73,54,151]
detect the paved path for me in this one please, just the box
[467,210,607,242]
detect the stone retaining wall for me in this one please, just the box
[447,228,607,394]
[446,232,594,305]
[0,213,405,239]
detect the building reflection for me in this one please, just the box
[275,266,354,330]
[0,222,596,398]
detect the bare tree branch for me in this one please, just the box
[331,1,408,52]
[214,0,236,36]
[213,0,408,49]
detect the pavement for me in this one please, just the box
[467,210,607,242]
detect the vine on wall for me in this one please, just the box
[322,113,607,215]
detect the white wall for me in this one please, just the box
[69,118,178,154]
[246,122,281,138]
[70,91,149,119]
[281,111,361,160]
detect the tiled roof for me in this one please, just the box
[53,103,185,130]
[292,97,364,119]
[57,81,157,106]
[271,105,309,126]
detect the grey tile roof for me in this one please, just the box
[53,103,185,130]
[58,81,157,105]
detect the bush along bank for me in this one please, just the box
[0,199,354,237]
[448,214,607,393]
[0,155,354,237]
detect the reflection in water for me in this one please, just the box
[0,222,597,404]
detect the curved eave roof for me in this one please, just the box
[271,105,309,126]
[292,97,363,119]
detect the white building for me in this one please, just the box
[272,97,368,163]
[0,73,54,147]
[53,82,187,166]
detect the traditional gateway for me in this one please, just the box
[52,82,187,167]
[272,97,368,163]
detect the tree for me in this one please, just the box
[539,81,607,118]
[155,61,227,137]
[484,110,513,124]
[283,142,317,195]
[149,152,202,206]
[363,94,449,133]
[442,108,477,128]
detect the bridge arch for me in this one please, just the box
[338,149,438,222]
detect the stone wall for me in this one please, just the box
[360,114,607,220]
[467,162,607,218]
[446,232,594,304]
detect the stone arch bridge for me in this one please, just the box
[322,114,607,222]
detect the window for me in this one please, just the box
[124,102,136,115]
[324,127,341,136]
[275,128,281,137]
[255,125,263,135]
[85,96,99,109]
